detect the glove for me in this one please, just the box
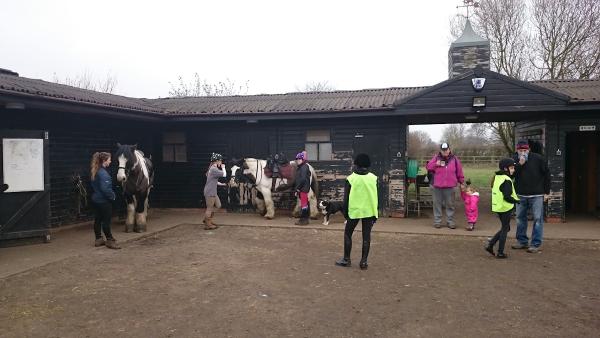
[221,165,227,177]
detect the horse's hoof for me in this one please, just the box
[264,216,274,220]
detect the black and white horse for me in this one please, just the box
[233,158,319,219]
[115,143,154,233]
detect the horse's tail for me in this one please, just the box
[309,164,319,198]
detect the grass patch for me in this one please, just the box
[413,164,496,191]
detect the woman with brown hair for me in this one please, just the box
[90,152,120,249]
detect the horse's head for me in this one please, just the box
[115,143,137,183]
[232,158,258,184]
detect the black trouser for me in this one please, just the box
[93,202,114,240]
[489,210,511,254]
[343,217,376,262]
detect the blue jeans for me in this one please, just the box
[515,196,544,247]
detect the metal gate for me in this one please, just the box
[0,130,51,242]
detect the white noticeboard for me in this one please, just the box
[2,138,45,193]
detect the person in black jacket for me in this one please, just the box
[294,151,311,225]
[90,152,120,249]
[511,140,551,253]
[485,158,520,259]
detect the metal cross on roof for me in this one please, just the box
[456,0,480,19]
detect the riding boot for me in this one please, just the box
[204,217,218,230]
[294,208,309,225]
[335,232,352,266]
[106,238,121,250]
[360,239,370,270]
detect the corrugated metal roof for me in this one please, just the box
[532,78,600,102]
[0,74,162,113]
[151,87,426,115]
[1,72,598,118]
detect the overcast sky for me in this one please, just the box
[1,0,466,141]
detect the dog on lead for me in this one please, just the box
[318,200,344,225]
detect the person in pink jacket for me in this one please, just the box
[460,180,479,231]
[426,142,465,229]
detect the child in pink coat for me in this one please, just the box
[460,180,479,231]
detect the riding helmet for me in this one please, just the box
[354,153,371,168]
[210,152,223,162]
[498,158,516,171]
[295,152,305,160]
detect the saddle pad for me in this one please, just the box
[263,164,295,180]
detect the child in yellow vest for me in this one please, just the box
[335,153,378,270]
[485,158,520,259]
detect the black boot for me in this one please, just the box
[294,207,309,225]
[335,258,351,267]
[360,239,370,270]
[336,230,353,267]
[484,244,495,256]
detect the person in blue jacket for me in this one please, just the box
[90,152,120,249]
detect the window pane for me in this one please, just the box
[319,143,332,161]
[163,145,174,162]
[174,145,187,162]
[306,130,330,142]
[305,143,318,161]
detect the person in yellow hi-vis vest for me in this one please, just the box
[485,158,520,259]
[335,153,378,270]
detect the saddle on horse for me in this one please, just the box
[264,153,296,191]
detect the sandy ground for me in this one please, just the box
[1,224,599,338]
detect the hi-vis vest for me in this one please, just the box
[347,172,378,219]
[491,174,519,213]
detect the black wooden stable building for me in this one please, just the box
[1,22,599,234]
[1,67,598,232]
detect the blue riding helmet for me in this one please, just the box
[295,152,305,160]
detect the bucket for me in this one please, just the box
[406,159,418,179]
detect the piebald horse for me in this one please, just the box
[115,143,154,232]
[234,158,319,219]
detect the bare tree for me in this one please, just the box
[295,81,335,92]
[53,71,118,94]
[531,0,600,79]
[475,0,530,80]
[408,130,436,158]
[441,124,468,150]
[487,122,515,156]
[169,73,249,97]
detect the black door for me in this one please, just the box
[0,130,51,242]
[566,131,600,214]
[352,134,389,213]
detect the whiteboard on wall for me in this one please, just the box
[2,138,44,193]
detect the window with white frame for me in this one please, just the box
[162,132,187,162]
[305,130,333,161]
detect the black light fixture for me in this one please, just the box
[472,96,486,107]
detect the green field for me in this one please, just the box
[415,164,496,191]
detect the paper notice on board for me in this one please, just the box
[2,138,44,192]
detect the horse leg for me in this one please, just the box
[134,192,148,233]
[292,198,301,218]
[308,189,319,219]
[125,194,135,233]
[260,188,275,219]
[255,195,266,216]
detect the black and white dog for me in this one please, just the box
[318,200,344,225]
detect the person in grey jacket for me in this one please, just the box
[90,152,120,249]
[204,152,227,230]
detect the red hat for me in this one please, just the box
[516,140,530,150]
